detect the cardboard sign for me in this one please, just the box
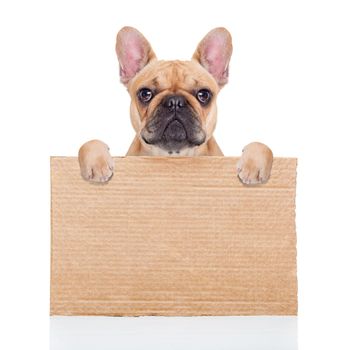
[50,157,297,316]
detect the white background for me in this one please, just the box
[1,0,350,349]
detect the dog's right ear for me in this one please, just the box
[116,27,156,85]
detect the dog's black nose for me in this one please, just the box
[163,95,186,110]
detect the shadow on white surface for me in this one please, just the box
[50,316,297,350]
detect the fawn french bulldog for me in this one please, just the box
[79,27,273,184]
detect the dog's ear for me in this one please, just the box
[192,27,233,87]
[116,27,156,85]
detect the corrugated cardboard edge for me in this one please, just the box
[50,156,298,316]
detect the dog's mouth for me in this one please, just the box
[162,119,187,142]
[141,115,206,152]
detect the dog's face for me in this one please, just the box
[130,60,217,154]
[116,27,232,155]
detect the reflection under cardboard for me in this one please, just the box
[50,316,297,350]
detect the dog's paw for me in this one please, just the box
[78,140,114,183]
[236,142,273,185]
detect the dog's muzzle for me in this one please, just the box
[141,94,206,152]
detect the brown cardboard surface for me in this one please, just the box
[50,157,297,316]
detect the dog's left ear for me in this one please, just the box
[193,27,233,87]
[116,27,157,85]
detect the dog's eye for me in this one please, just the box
[196,89,211,105]
[138,88,153,103]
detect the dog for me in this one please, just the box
[78,26,273,184]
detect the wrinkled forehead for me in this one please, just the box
[130,60,219,93]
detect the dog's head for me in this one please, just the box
[116,27,232,155]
